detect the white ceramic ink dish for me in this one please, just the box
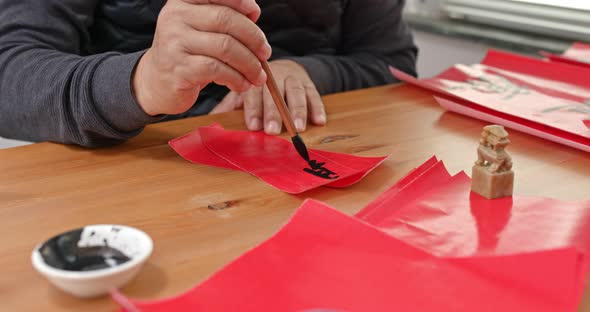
[31,224,153,298]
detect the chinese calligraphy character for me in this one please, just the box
[444,75,530,101]
[541,100,590,115]
[303,159,339,180]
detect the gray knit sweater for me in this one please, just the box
[0,0,417,147]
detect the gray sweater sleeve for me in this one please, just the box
[0,0,161,147]
[286,0,417,95]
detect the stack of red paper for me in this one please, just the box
[541,42,590,128]
[357,156,590,257]
[542,42,590,68]
[114,157,589,312]
[391,50,590,152]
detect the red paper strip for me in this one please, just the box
[480,49,590,89]
[566,42,590,61]
[392,67,590,149]
[357,158,590,258]
[435,97,590,152]
[169,124,239,171]
[169,124,388,194]
[390,49,590,152]
[542,51,590,69]
[115,200,586,312]
[356,156,453,222]
[542,42,590,68]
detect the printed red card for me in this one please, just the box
[435,96,590,151]
[357,157,590,258]
[542,42,590,68]
[169,124,388,194]
[114,199,586,312]
[391,49,590,152]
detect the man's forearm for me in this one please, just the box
[0,0,162,147]
[0,45,160,146]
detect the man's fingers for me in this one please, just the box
[243,87,264,131]
[177,55,250,93]
[210,91,243,114]
[138,0,264,116]
[262,86,282,135]
[305,84,327,125]
[178,2,271,61]
[179,0,261,22]
[284,76,307,132]
[182,29,266,86]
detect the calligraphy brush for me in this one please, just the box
[261,61,310,162]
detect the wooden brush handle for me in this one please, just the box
[261,61,297,137]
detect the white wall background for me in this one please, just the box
[413,30,489,78]
[0,137,31,149]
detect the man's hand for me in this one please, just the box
[211,60,327,135]
[132,0,271,116]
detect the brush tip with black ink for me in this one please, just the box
[291,134,310,162]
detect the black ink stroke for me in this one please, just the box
[303,159,339,180]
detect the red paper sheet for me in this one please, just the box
[391,49,590,152]
[169,124,388,194]
[565,42,590,62]
[114,200,586,312]
[355,156,452,222]
[542,42,590,68]
[357,157,590,258]
[435,97,590,152]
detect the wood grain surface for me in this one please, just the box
[1,84,589,311]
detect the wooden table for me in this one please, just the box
[1,84,589,311]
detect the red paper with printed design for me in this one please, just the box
[391,50,590,151]
[542,42,590,68]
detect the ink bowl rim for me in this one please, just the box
[31,224,153,280]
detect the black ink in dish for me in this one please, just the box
[39,228,130,272]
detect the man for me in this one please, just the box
[0,0,417,147]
